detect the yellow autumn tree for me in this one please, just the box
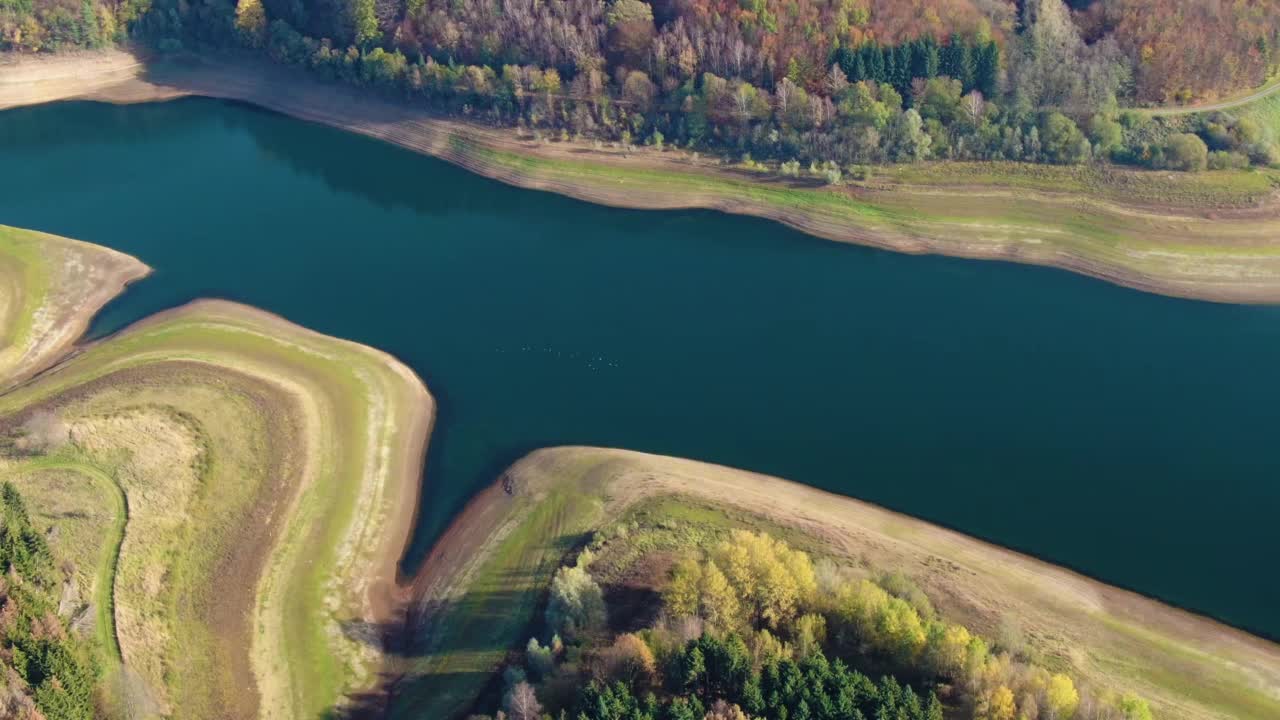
[876,596,927,663]
[985,685,1017,720]
[234,0,267,48]
[705,700,750,720]
[1118,693,1153,720]
[1044,673,1080,720]
[794,613,827,658]
[749,628,791,665]
[594,633,657,689]
[712,530,816,629]
[835,578,889,636]
[664,556,703,618]
[926,621,972,677]
[699,561,741,631]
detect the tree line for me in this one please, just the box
[6,1,1279,176]
[0,483,96,720]
[0,0,149,50]
[831,35,1001,101]
[467,529,1155,720]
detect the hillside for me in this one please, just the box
[6,0,1280,180]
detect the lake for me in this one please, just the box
[1,98,1276,640]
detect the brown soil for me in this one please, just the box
[600,551,675,634]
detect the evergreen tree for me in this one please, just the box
[975,41,1001,98]
[941,34,976,91]
[892,44,913,94]
[861,43,885,84]
[911,36,940,80]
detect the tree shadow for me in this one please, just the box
[324,528,592,719]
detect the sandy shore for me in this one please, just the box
[0,48,186,109]
[3,50,1280,303]
[401,447,1280,720]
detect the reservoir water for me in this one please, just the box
[2,98,1277,640]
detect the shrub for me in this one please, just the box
[592,633,657,689]
[1165,133,1209,171]
[1041,112,1091,165]
[1088,114,1124,157]
[1208,150,1249,170]
[525,637,555,679]
[546,564,606,642]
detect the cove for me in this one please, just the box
[1,98,1277,641]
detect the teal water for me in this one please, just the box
[1,99,1277,640]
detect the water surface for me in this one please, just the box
[1,98,1277,639]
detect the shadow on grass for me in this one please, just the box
[323,530,592,719]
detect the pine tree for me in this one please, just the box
[941,34,976,91]
[893,44,913,94]
[912,36,940,80]
[925,692,944,720]
[975,41,1000,98]
[861,43,884,84]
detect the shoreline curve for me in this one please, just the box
[3,49,1280,304]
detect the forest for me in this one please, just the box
[2,0,1279,173]
[465,528,1156,720]
[0,483,96,720]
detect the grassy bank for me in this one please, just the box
[0,226,433,718]
[393,447,1280,720]
[4,51,1280,302]
[0,224,149,388]
[0,301,432,719]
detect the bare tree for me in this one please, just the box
[826,64,849,96]
[503,682,541,720]
[963,90,985,126]
[775,77,796,119]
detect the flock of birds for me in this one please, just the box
[496,344,621,372]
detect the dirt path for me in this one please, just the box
[1138,76,1280,117]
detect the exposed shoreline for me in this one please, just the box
[4,49,1280,303]
[0,225,436,718]
[399,447,1280,720]
[4,52,1280,719]
[0,224,151,390]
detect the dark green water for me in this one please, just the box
[1,98,1277,640]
